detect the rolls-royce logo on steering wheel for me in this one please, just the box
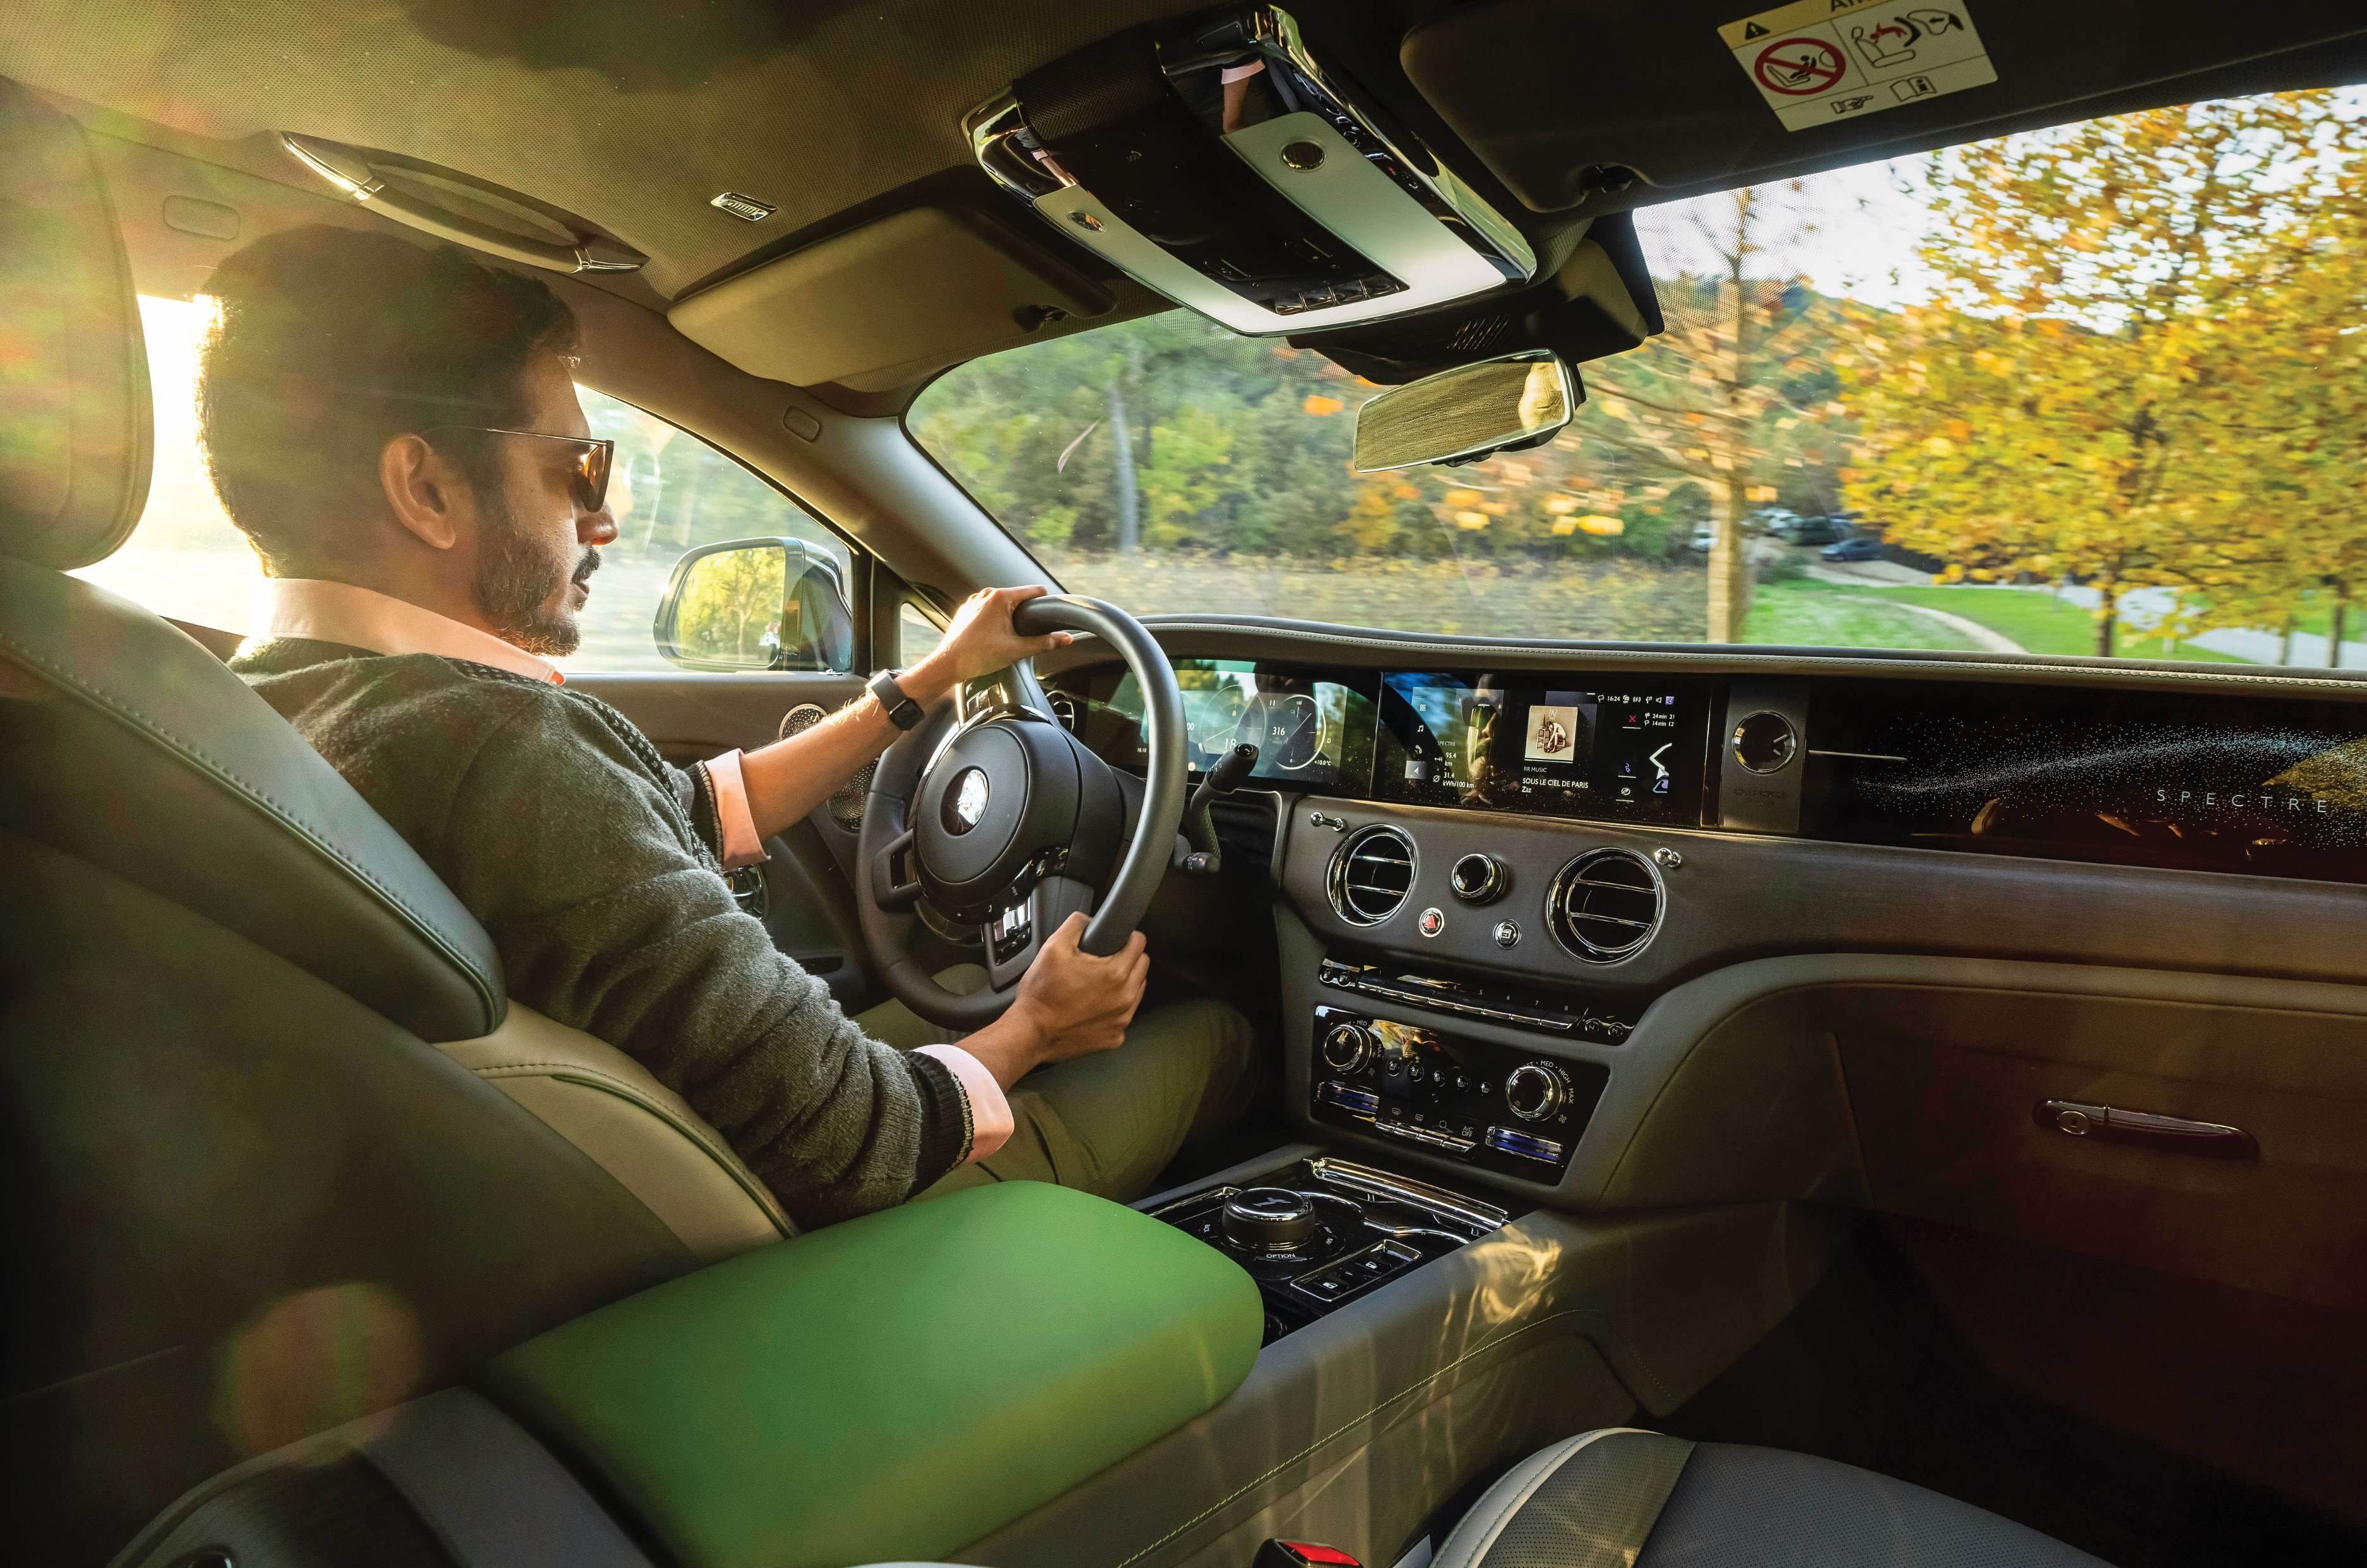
[945,767,991,834]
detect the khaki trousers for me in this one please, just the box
[853,966,1256,1204]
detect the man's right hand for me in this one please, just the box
[1011,912,1148,1066]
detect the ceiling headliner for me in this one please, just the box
[0,0,1212,299]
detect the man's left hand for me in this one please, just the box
[908,585,1074,698]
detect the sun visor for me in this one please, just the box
[667,205,1115,391]
[1403,0,2367,213]
[967,6,1539,336]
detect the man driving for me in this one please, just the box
[203,226,1255,1227]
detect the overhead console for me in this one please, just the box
[967,6,1536,335]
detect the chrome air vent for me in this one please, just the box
[1548,848,1663,963]
[1328,825,1416,925]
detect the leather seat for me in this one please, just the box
[1433,1429,2109,1567]
[0,74,782,1558]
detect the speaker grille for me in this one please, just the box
[779,701,870,833]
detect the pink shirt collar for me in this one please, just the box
[254,578,564,685]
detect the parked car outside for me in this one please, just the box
[1822,535,1886,562]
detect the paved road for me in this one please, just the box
[1800,566,2023,651]
[1804,561,2367,667]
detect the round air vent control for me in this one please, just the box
[1732,710,1798,774]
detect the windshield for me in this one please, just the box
[910,89,2367,667]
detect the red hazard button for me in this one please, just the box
[1417,906,1445,938]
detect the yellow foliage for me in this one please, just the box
[1577,514,1625,536]
[1302,394,1344,417]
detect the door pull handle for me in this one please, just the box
[2036,1100,2257,1160]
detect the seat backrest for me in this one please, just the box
[0,76,780,1559]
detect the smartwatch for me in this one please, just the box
[868,668,925,730]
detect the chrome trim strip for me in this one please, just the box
[1354,980,1575,1033]
[1308,1156,1508,1231]
[1370,1119,1479,1155]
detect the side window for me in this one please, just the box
[67,300,857,675]
[572,387,855,674]
[71,296,261,632]
[898,600,945,665]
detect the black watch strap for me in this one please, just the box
[869,668,924,730]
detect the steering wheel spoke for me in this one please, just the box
[869,826,922,912]
[979,876,1098,992]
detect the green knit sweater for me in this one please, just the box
[232,638,968,1226]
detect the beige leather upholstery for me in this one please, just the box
[441,1002,793,1261]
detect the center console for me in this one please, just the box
[1148,1155,1512,1341]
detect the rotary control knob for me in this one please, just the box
[1505,1061,1570,1122]
[1220,1187,1317,1252]
[1321,1019,1375,1074]
[1731,710,1798,775]
[1449,852,1508,905]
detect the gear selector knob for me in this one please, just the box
[1221,1187,1317,1251]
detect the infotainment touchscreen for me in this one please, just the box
[1376,672,1707,823]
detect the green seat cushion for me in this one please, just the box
[480,1180,1262,1568]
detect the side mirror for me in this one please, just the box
[1351,350,1579,473]
[653,538,853,672]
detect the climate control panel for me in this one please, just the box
[1309,1005,1608,1180]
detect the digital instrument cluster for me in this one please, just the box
[1052,660,1377,790]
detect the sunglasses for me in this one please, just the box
[425,426,614,513]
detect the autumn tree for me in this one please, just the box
[1583,182,1832,641]
[1841,93,2367,656]
[2175,143,2367,663]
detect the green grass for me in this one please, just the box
[1870,584,2252,662]
[1769,579,2255,662]
[1741,580,1983,651]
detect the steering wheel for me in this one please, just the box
[855,595,1186,1029]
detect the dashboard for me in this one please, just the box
[1042,656,2367,885]
[1029,637,2367,1208]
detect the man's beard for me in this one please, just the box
[474,489,598,658]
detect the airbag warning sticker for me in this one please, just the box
[1720,0,1996,132]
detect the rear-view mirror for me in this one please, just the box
[1351,350,1578,473]
[653,538,853,672]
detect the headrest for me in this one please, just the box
[0,77,151,569]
